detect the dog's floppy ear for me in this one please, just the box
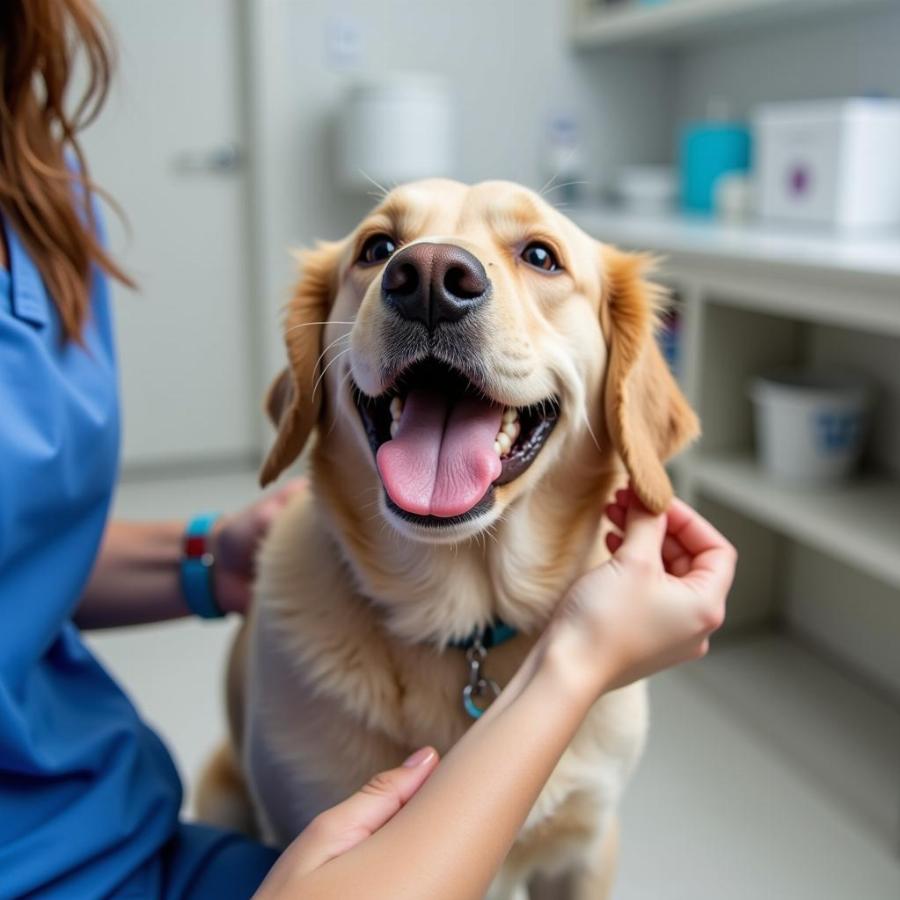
[600,245,699,513]
[259,241,343,487]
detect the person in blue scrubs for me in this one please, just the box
[0,3,737,898]
[0,5,300,896]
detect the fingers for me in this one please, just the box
[665,498,730,558]
[293,748,439,875]
[604,499,626,531]
[604,531,623,555]
[680,543,738,602]
[263,477,308,518]
[606,500,691,574]
[605,488,666,563]
[273,476,308,505]
[605,489,734,587]
[660,499,737,596]
[662,535,692,577]
[249,478,308,538]
[616,491,666,561]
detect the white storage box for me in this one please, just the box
[754,99,900,230]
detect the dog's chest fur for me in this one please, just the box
[242,488,648,868]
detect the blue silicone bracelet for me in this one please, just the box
[180,513,224,619]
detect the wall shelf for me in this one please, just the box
[571,0,892,48]
[572,207,900,336]
[572,207,900,284]
[682,453,900,592]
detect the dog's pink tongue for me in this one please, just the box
[377,389,503,518]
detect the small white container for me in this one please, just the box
[714,171,754,224]
[750,370,871,484]
[617,165,677,214]
[754,99,900,230]
[338,74,455,192]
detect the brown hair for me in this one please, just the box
[0,0,133,341]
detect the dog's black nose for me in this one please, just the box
[382,243,489,329]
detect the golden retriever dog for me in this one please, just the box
[197,179,698,899]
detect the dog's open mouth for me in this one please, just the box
[353,358,559,526]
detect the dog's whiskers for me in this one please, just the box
[312,347,352,401]
[314,331,352,374]
[357,168,390,199]
[544,179,592,193]
[538,151,592,197]
[581,406,602,454]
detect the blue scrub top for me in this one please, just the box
[0,213,183,897]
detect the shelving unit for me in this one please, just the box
[680,453,900,591]
[571,0,892,48]
[575,206,900,851]
[566,0,900,878]
[572,210,900,576]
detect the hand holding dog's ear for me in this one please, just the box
[212,478,307,615]
[550,489,735,694]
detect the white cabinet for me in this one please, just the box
[83,0,259,470]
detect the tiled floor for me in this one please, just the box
[86,468,900,899]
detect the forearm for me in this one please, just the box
[282,632,602,900]
[76,520,188,629]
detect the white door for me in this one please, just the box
[83,0,257,468]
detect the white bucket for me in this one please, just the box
[749,370,872,484]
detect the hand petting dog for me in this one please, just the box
[212,478,308,616]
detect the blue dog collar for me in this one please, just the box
[449,620,517,652]
[452,621,517,720]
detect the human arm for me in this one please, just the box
[74,480,305,628]
[255,491,737,900]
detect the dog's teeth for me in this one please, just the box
[494,440,503,456]
[390,421,399,438]
[496,432,512,455]
[390,397,403,420]
[502,408,518,424]
[501,421,520,440]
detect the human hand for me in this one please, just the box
[212,478,307,615]
[254,748,439,899]
[546,487,736,695]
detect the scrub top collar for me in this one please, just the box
[2,215,50,329]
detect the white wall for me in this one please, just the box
[673,3,900,124]
[246,0,674,389]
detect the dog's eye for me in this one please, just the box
[521,242,560,272]
[358,234,397,265]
